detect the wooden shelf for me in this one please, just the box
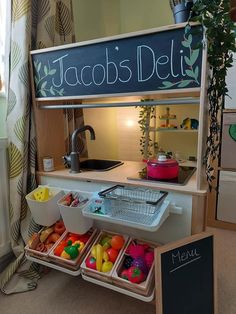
[149,127,198,133]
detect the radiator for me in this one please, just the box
[0,138,10,257]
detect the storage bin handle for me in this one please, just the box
[98,185,124,198]
[146,191,168,205]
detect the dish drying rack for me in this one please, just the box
[82,185,170,231]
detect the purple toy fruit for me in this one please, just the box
[144,251,154,269]
[131,257,148,275]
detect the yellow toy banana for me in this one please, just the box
[95,244,103,271]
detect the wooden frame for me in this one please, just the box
[155,232,217,314]
[207,109,236,231]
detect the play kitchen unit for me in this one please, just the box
[27,24,216,313]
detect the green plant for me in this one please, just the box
[189,0,236,190]
[137,101,156,160]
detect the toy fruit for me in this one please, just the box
[85,256,97,270]
[64,242,80,259]
[54,221,65,235]
[144,251,154,269]
[61,250,71,259]
[121,269,129,280]
[100,236,111,250]
[54,240,67,256]
[123,256,133,269]
[131,257,148,275]
[94,244,104,271]
[45,232,60,244]
[111,235,125,250]
[101,261,113,273]
[73,240,85,251]
[128,243,145,259]
[127,266,145,284]
[106,247,119,263]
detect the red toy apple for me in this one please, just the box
[127,266,145,284]
[106,247,119,263]
[85,256,96,270]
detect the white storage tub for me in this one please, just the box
[57,190,93,234]
[26,186,64,226]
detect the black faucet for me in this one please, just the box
[70,125,96,173]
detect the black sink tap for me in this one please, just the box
[70,125,96,173]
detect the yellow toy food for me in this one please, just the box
[33,187,50,201]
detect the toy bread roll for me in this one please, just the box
[28,233,40,249]
[39,227,54,243]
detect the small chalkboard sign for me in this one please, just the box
[155,233,216,314]
[30,24,203,102]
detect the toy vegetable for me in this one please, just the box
[64,240,80,259]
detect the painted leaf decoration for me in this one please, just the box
[49,69,57,75]
[185,69,196,79]
[19,62,29,88]
[194,66,199,80]
[37,62,42,73]
[184,56,192,66]
[55,1,72,37]
[11,41,22,72]
[182,41,190,48]
[190,49,200,65]
[187,34,193,45]
[14,116,27,143]
[44,65,48,75]
[41,90,47,97]
[45,16,55,42]
[50,86,55,95]
[7,88,17,117]
[8,142,23,178]
[159,81,175,89]
[13,0,30,22]
[178,80,193,88]
[41,81,47,89]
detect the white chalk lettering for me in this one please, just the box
[137,45,155,82]
[52,54,68,87]
[64,66,81,86]
[156,55,170,80]
[119,59,132,83]
[81,65,92,86]
[106,48,118,84]
[92,64,106,86]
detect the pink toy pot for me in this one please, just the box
[147,155,179,180]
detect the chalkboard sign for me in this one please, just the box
[156,233,216,314]
[30,24,203,101]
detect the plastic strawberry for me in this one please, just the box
[127,266,145,284]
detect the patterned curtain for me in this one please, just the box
[0,0,85,294]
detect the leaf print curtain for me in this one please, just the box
[0,0,84,294]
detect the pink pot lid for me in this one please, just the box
[147,155,179,168]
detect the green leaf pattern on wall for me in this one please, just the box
[56,1,72,38]
[11,41,22,73]
[7,88,17,117]
[159,27,200,89]
[9,142,23,178]
[13,0,31,22]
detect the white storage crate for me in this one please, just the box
[26,186,64,226]
[58,191,93,234]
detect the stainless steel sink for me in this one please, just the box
[80,159,124,171]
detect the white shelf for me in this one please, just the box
[82,273,155,303]
[82,200,170,232]
[25,254,81,276]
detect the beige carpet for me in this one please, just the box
[0,269,155,314]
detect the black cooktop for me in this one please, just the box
[127,166,196,185]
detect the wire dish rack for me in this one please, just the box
[82,185,169,230]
